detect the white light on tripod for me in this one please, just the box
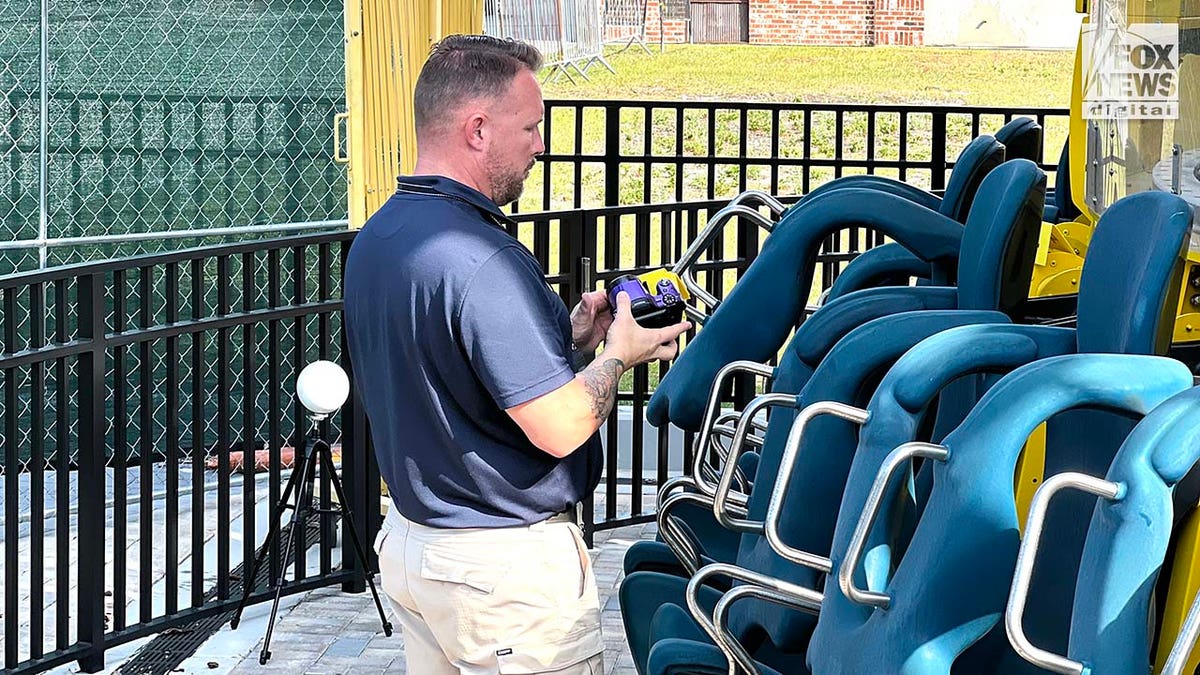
[296,360,350,415]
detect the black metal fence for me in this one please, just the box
[0,231,376,673]
[0,101,1073,674]
[519,100,1070,212]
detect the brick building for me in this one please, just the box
[632,0,924,46]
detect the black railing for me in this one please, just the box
[0,231,377,674]
[1,102,1073,673]
[519,100,1069,211]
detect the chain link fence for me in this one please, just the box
[0,1,349,620]
[0,0,348,278]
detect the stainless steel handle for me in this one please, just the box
[713,393,800,534]
[1164,584,1200,675]
[711,584,819,675]
[657,474,700,501]
[657,490,722,577]
[698,429,751,509]
[727,189,787,218]
[841,441,950,609]
[686,562,822,675]
[672,204,775,313]
[712,585,772,675]
[708,422,762,496]
[714,410,769,437]
[684,303,711,325]
[1005,472,1123,675]
[692,361,776,497]
[764,401,870,572]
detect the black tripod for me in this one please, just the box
[230,415,393,664]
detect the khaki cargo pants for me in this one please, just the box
[373,508,605,674]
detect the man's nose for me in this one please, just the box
[533,130,545,155]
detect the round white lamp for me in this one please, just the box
[232,357,394,660]
[296,360,350,418]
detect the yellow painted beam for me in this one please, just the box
[343,0,484,229]
[1014,424,1047,530]
[1156,507,1200,673]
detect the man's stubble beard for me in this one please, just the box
[488,155,533,206]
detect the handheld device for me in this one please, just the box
[606,269,691,328]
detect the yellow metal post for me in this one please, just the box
[343,0,365,229]
[342,0,483,229]
[1157,506,1200,673]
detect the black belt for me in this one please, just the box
[543,506,579,526]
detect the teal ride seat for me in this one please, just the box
[648,142,1020,434]
[625,160,1046,583]
[670,132,1006,325]
[806,191,1194,674]
[638,189,1194,674]
[824,117,1046,303]
[780,116,1038,225]
[811,354,1193,675]
[1004,384,1200,675]
[621,161,1047,674]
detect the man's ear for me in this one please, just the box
[464,112,487,151]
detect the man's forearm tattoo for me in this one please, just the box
[581,357,625,421]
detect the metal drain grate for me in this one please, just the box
[116,519,330,675]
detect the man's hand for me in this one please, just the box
[602,291,691,366]
[570,290,613,353]
[508,291,691,458]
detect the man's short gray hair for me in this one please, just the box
[414,35,543,133]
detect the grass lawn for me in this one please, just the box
[542,44,1075,107]
[521,44,1076,214]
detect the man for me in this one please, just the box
[343,35,691,674]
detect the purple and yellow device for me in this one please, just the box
[606,269,691,328]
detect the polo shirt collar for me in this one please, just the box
[396,175,515,227]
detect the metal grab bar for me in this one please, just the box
[1004,472,1123,675]
[711,584,820,675]
[658,489,747,577]
[707,422,762,496]
[712,585,773,675]
[657,475,705,509]
[671,204,776,314]
[686,562,822,675]
[714,393,800,533]
[764,401,871,572]
[1164,583,1200,675]
[727,189,787,218]
[691,361,776,498]
[840,441,950,609]
[714,410,770,438]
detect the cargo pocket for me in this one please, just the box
[419,542,508,594]
[566,524,593,600]
[493,527,603,673]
